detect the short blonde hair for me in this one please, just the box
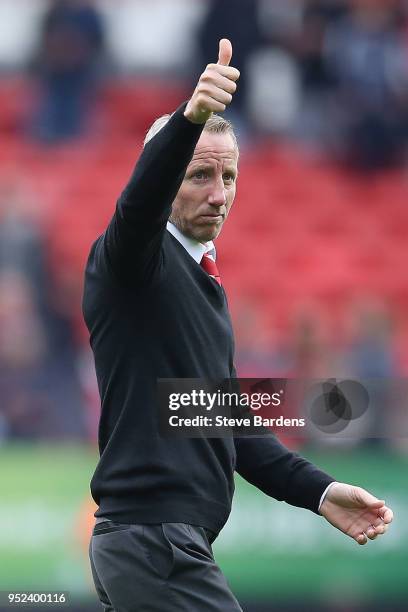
[144,112,239,154]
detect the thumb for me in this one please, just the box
[217,38,233,66]
[368,499,386,508]
[355,487,384,508]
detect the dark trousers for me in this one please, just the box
[89,521,243,612]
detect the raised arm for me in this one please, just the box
[99,107,204,284]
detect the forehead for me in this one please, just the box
[190,132,238,167]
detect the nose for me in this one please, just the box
[208,177,226,209]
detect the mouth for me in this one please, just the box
[198,214,224,223]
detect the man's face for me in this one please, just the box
[170,131,238,242]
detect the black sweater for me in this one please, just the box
[82,104,334,534]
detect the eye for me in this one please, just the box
[193,170,208,180]
[223,173,235,183]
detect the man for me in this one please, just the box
[83,39,393,612]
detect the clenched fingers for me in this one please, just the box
[195,93,230,114]
[201,70,238,95]
[206,63,240,83]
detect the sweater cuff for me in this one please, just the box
[169,101,206,136]
[318,481,337,513]
[289,467,336,515]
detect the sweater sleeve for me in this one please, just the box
[234,434,335,514]
[96,103,205,284]
[230,366,335,514]
[235,433,335,514]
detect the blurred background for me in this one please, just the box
[0,0,407,610]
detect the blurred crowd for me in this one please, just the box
[197,0,408,167]
[233,296,407,449]
[0,0,407,445]
[29,0,106,142]
[20,0,408,169]
[0,174,87,441]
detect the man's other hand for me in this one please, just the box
[184,39,240,124]
[319,482,393,545]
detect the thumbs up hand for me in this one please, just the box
[184,39,240,124]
